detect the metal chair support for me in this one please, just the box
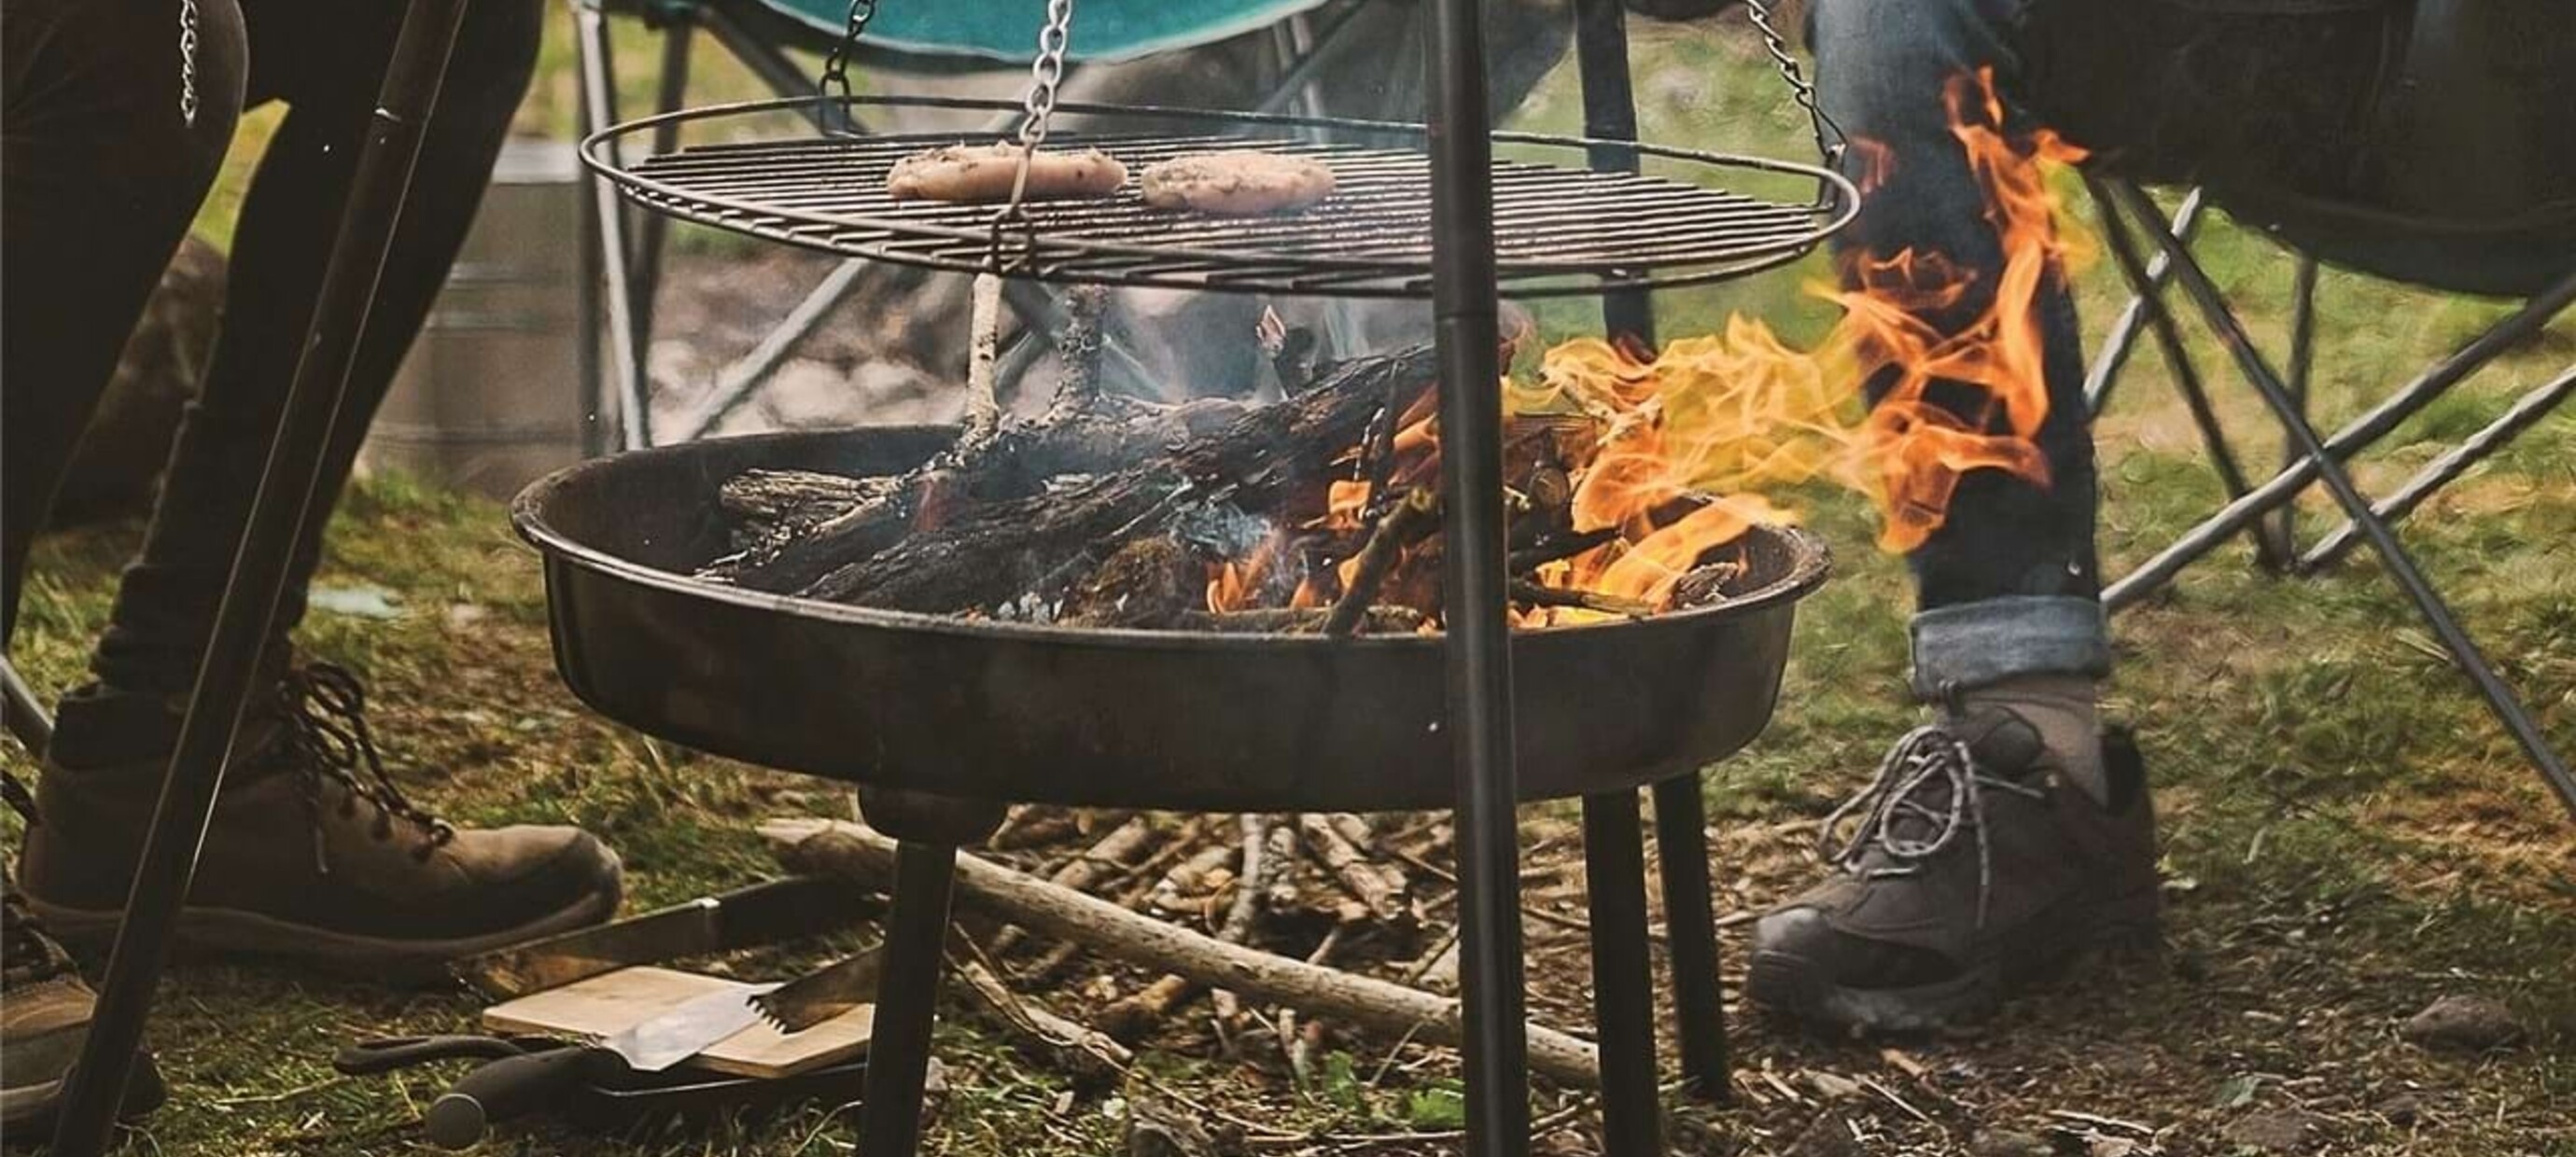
[2090,177,2576,821]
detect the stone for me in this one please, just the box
[1968,1129,2053,1157]
[1785,1114,1865,1157]
[2222,1108,2318,1154]
[2402,995,2524,1052]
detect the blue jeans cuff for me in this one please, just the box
[1910,595,2111,700]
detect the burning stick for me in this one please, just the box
[763,817,1603,1087]
[1506,580,1654,620]
[963,272,1004,450]
[1324,488,1441,636]
[1175,606,1426,635]
[1297,814,1412,928]
[1043,284,1109,425]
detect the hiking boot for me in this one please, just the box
[2,873,164,1134]
[1745,705,2159,1033]
[17,662,621,984]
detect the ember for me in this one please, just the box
[704,68,2080,632]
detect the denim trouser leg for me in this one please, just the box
[1809,0,2109,700]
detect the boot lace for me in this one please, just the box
[3,882,76,989]
[271,662,455,872]
[1817,724,2047,929]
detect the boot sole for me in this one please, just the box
[0,1050,168,1137]
[1745,887,2162,1035]
[22,887,619,988]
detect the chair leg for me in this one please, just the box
[2100,180,2576,821]
[2275,255,2320,565]
[0,656,50,755]
[571,0,651,450]
[1582,791,1662,1156]
[2085,177,2283,571]
[1652,775,1731,1102]
[625,12,695,357]
[2104,264,2576,609]
[2083,188,2206,418]
[2300,366,2575,571]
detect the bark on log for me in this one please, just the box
[763,818,1601,1087]
[803,346,1437,612]
[1297,814,1412,927]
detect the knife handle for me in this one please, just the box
[423,1047,614,1150]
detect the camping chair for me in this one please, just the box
[568,0,1394,452]
[2068,1,2576,817]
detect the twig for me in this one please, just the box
[1858,1075,1932,1122]
[1508,527,1618,573]
[992,814,1155,957]
[1298,814,1413,927]
[1325,488,1440,635]
[1043,284,1109,425]
[963,271,1004,449]
[955,952,1133,1079]
[766,817,1604,1086]
[1507,579,1655,618]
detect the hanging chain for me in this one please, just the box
[817,0,880,132]
[177,0,201,127]
[1742,0,1845,168]
[987,0,1078,271]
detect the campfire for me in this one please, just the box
[700,71,2079,634]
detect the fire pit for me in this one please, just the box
[514,427,1827,812]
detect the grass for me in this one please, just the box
[11,10,2573,1157]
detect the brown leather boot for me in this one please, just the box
[2,873,164,1132]
[1745,707,2159,1033]
[17,663,621,984]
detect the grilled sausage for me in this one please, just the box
[1140,151,1337,216]
[887,143,1129,203]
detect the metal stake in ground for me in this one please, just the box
[52,0,474,1150]
[1422,0,1530,1152]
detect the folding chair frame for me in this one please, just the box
[2081,174,2576,819]
[567,0,1377,450]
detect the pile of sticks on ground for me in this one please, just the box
[763,806,1607,1091]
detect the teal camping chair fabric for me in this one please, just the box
[756,0,1335,62]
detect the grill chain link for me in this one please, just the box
[178,0,201,127]
[989,0,1079,270]
[1742,0,1846,171]
[817,0,881,133]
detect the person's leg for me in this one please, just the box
[2,0,241,1126]
[21,0,621,977]
[1743,0,2149,1035]
[2,0,243,646]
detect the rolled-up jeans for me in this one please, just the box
[1807,0,2402,699]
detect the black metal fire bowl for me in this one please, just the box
[513,427,1829,813]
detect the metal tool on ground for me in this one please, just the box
[755,944,885,1033]
[452,874,877,999]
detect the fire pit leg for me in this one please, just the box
[1651,775,1731,1102]
[859,839,959,1157]
[1581,790,1662,1154]
[853,789,1004,1157]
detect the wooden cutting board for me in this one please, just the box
[482,965,874,1079]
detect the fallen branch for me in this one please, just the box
[956,955,1132,1080]
[764,817,1601,1087]
[1297,814,1412,927]
[990,814,1155,958]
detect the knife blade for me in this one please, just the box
[452,875,877,998]
[752,947,884,1034]
[600,983,780,1072]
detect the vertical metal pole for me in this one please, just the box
[570,5,609,457]
[49,2,473,1150]
[573,0,652,450]
[2277,254,2320,565]
[2103,180,2576,820]
[1424,0,1529,1152]
[858,841,959,1157]
[626,12,695,361]
[1581,791,1662,1156]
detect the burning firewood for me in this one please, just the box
[1323,488,1441,636]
